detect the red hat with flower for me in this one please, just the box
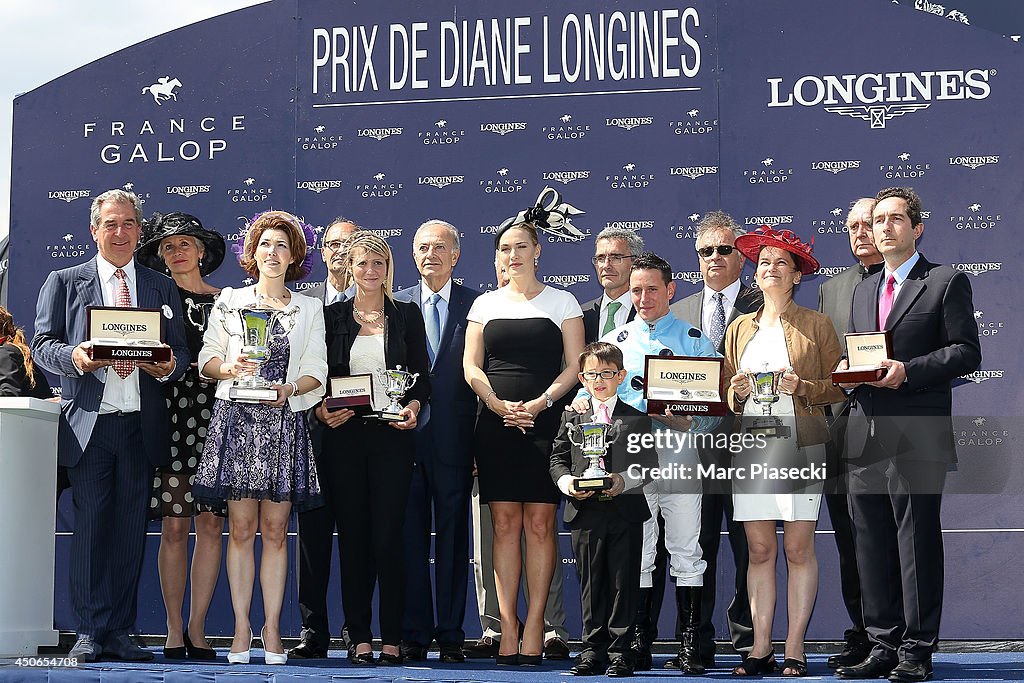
[734,225,819,275]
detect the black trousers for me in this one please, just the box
[696,492,753,655]
[330,419,415,646]
[295,450,341,649]
[847,459,946,662]
[572,510,644,661]
[66,413,151,642]
[825,491,868,645]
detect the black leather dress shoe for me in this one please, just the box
[288,639,328,659]
[606,656,634,677]
[837,655,897,679]
[888,660,933,682]
[400,641,429,661]
[829,643,873,669]
[104,633,155,661]
[69,635,101,663]
[464,636,499,658]
[544,636,571,659]
[439,643,466,663]
[570,656,606,675]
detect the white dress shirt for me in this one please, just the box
[96,256,141,414]
[701,278,741,336]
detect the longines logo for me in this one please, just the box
[767,68,993,128]
[542,170,590,185]
[543,274,591,287]
[46,233,93,259]
[605,116,654,131]
[881,151,930,179]
[418,175,465,189]
[357,127,403,141]
[367,229,403,239]
[418,119,465,145]
[606,163,653,190]
[480,122,527,136]
[974,310,1004,338]
[479,224,500,235]
[742,157,793,184]
[166,185,210,198]
[952,262,1001,276]
[298,125,340,151]
[672,271,703,285]
[355,172,402,198]
[961,370,1004,384]
[226,177,273,203]
[669,165,718,180]
[480,168,527,194]
[957,417,1008,448]
[813,207,850,235]
[605,220,655,231]
[811,160,861,175]
[543,113,590,141]
[669,109,717,135]
[48,189,92,203]
[949,155,999,170]
[816,266,847,277]
[950,203,1001,230]
[297,180,343,194]
[745,215,794,227]
[915,1,969,25]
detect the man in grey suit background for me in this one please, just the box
[581,227,643,343]
[291,214,361,659]
[816,198,881,670]
[666,211,760,668]
[32,189,187,662]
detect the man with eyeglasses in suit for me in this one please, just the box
[291,215,361,659]
[667,211,760,670]
[581,227,644,344]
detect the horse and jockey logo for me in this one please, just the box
[141,76,182,105]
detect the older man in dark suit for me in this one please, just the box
[394,219,480,662]
[816,198,882,669]
[667,211,761,669]
[32,189,188,662]
[581,227,643,343]
[291,215,361,659]
[835,187,980,683]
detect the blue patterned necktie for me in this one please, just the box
[709,292,726,349]
[425,292,441,362]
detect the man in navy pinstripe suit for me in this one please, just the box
[32,190,188,662]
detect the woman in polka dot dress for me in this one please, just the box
[137,212,227,660]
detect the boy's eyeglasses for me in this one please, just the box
[580,370,620,380]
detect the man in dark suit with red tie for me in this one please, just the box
[581,228,643,343]
[394,219,480,662]
[835,187,981,683]
[32,189,188,662]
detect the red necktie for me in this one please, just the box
[112,268,135,378]
[877,274,895,331]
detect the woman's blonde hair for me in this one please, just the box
[345,232,394,297]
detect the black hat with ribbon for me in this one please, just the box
[494,186,587,248]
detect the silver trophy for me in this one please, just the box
[218,299,298,402]
[373,365,419,421]
[566,419,622,492]
[743,362,791,439]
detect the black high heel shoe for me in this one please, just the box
[733,649,778,676]
[495,619,524,665]
[184,631,217,661]
[518,621,544,666]
[163,639,187,660]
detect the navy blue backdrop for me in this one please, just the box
[8,0,1023,640]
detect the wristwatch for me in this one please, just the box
[543,391,553,408]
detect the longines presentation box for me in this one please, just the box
[644,355,728,416]
[832,331,892,384]
[325,374,373,414]
[87,306,170,362]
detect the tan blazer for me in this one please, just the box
[723,302,844,447]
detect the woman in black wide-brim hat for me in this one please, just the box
[136,211,226,660]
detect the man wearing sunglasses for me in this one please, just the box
[668,211,761,670]
[581,227,644,343]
